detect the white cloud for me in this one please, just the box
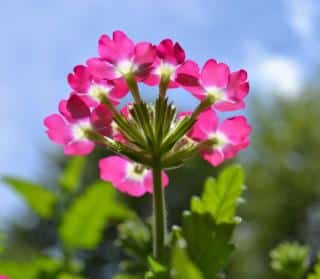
[244,42,303,99]
[255,57,302,97]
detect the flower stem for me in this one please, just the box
[152,159,166,261]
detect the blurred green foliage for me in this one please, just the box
[270,242,309,279]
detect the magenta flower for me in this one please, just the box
[45,30,251,199]
[99,156,169,197]
[189,109,251,166]
[68,65,128,107]
[44,95,112,155]
[178,59,249,111]
[87,30,156,82]
[0,276,9,279]
[144,39,188,88]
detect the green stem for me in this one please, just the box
[126,75,143,104]
[152,159,166,260]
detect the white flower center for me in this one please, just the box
[155,62,176,79]
[88,84,111,102]
[116,60,137,76]
[127,163,147,182]
[209,131,228,149]
[72,121,92,141]
[205,87,226,101]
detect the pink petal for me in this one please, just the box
[201,59,230,88]
[214,100,245,111]
[90,104,113,136]
[134,42,156,65]
[67,65,90,93]
[66,95,90,119]
[218,116,251,144]
[144,171,169,193]
[44,114,72,144]
[157,39,174,60]
[174,42,185,64]
[118,179,147,197]
[98,34,119,62]
[113,30,135,60]
[189,109,218,141]
[156,39,185,65]
[201,149,225,166]
[176,60,201,95]
[227,69,249,99]
[99,155,128,187]
[87,57,117,80]
[64,140,94,155]
[110,78,129,99]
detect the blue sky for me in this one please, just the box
[0,0,319,227]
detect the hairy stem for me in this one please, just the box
[152,159,166,260]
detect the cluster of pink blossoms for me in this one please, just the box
[44,30,251,197]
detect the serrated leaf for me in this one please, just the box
[171,246,203,279]
[192,165,244,223]
[2,177,57,218]
[59,156,86,192]
[59,181,134,250]
[182,211,235,279]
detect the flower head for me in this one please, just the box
[87,30,156,82]
[68,65,128,106]
[99,156,169,197]
[44,95,112,155]
[177,59,249,111]
[44,30,251,197]
[189,109,251,166]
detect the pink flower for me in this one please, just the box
[144,39,187,88]
[0,276,9,279]
[68,65,128,107]
[44,95,112,155]
[177,59,249,111]
[87,30,156,82]
[190,109,251,166]
[99,156,169,197]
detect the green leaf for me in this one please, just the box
[113,275,141,279]
[171,246,203,279]
[57,273,84,279]
[0,257,62,279]
[308,256,320,279]
[191,165,245,223]
[2,177,57,218]
[270,242,309,279]
[59,181,134,250]
[59,156,86,192]
[182,211,235,279]
[144,257,168,279]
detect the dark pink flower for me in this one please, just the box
[0,276,9,279]
[44,95,112,155]
[144,39,189,88]
[99,156,169,197]
[67,65,128,107]
[189,109,251,166]
[87,30,156,82]
[177,59,249,111]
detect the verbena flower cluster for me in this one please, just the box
[44,30,251,197]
